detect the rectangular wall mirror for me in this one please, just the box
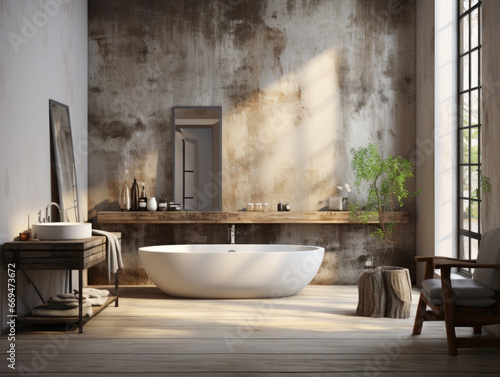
[49,99,80,222]
[173,106,222,210]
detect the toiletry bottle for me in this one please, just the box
[121,182,131,211]
[278,198,284,211]
[285,200,291,211]
[131,179,139,211]
[139,183,147,211]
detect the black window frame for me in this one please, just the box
[457,0,482,275]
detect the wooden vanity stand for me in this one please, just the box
[3,236,119,333]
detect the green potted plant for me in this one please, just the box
[349,144,420,244]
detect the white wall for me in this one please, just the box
[0,0,88,332]
[434,0,457,259]
[416,0,458,285]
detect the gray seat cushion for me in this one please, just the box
[422,278,497,307]
[473,228,500,291]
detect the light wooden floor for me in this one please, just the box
[2,285,500,376]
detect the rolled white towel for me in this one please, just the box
[87,297,107,306]
[74,288,110,298]
[49,294,89,309]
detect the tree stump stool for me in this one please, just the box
[356,268,387,317]
[357,266,412,319]
[381,266,412,319]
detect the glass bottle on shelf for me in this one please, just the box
[131,178,139,211]
[120,182,131,211]
[139,183,147,211]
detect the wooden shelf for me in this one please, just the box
[17,296,117,326]
[97,211,410,224]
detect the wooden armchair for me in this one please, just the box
[412,228,500,355]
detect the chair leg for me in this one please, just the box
[412,292,427,335]
[473,326,482,335]
[443,307,457,355]
[441,270,458,356]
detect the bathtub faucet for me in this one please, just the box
[228,224,235,244]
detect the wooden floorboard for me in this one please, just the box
[1,285,499,376]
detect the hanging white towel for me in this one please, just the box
[92,229,124,282]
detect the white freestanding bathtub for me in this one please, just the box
[138,244,325,299]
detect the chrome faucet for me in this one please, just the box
[228,224,235,244]
[45,202,61,223]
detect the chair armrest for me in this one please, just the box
[434,259,500,269]
[414,256,435,263]
[415,256,475,263]
[414,256,463,279]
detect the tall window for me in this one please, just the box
[458,0,481,272]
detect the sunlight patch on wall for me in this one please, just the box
[223,49,341,211]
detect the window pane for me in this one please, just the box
[459,93,470,127]
[471,238,479,260]
[460,166,469,197]
[460,0,470,14]
[461,128,470,163]
[471,201,479,232]
[471,50,479,88]
[460,15,470,53]
[471,165,479,191]
[460,93,469,127]
[471,89,479,125]
[460,54,470,91]
[459,235,470,259]
[471,9,479,49]
[461,199,470,231]
[470,126,479,163]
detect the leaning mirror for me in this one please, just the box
[49,99,80,222]
[173,106,222,210]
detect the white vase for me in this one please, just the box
[147,197,157,211]
[328,196,343,211]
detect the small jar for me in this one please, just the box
[262,203,269,212]
[157,199,167,211]
[246,203,255,212]
[147,197,158,211]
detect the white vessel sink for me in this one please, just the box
[32,222,92,240]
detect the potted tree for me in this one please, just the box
[349,144,420,245]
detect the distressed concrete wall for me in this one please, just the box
[481,0,500,337]
[88,0,417,285]
[482,0,500,234]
